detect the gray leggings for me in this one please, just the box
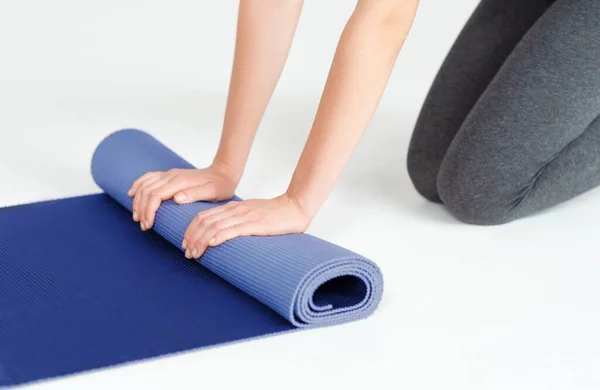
[407,0,600,225]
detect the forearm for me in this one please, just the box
[287,0,419,218]
[213,0,304,181]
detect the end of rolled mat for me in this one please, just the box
[90,128,195,200]
[105,128,149,138]
[91,128,150,159]
[91,128,156,156]
[90,128,150,182]
[290,258,384,327]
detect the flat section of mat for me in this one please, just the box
[0,194,294,387]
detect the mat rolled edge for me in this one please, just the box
[91,129,384,327]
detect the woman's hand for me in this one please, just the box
[181,193,311,260]
[128,162,239,231]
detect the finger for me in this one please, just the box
[189,200,240,224]
[190,216,248,259]
[143,178,190,229]
[132,175,164,222]
[182,201,240,248]
[174,183,216,204]
[210,221,261,247]
[138,177,173,229]
[184,207,233,251]
[128,172,160,197]
[138,178,170,230]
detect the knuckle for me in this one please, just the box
[245,210,260,220]
[235,204,248,213]
[168,169,182,178]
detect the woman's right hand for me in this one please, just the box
[128,162,240,231]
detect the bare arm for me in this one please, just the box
[288,0,420,219]
[129,0,303,231]
[182,0,420,259]
[214,0,305,181]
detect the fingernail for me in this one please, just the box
[185,249,191,259]
[140,221,145,231]
[175,193,187,203]
[127,189,133,196]
[133,211,138,221]
[209,237,216,246]
[192,248,198,258]
[182,239,187,249]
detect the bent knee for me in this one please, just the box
[407,147,443,203]
[436,167,520,226]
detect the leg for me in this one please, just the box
[437,0,600,225]
[407,0,557,202]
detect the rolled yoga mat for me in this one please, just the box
[0,129,383,387]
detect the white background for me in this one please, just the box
[1,1,600,389]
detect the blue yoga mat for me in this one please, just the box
[0,129,383,387]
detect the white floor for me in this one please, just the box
[1,1,599,389]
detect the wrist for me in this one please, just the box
[284,188,320,222]
[210,157,244,184]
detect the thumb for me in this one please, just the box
[174,184,216,204]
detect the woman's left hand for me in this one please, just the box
[181,193,311,260]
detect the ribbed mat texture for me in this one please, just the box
[0,129,383,387]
